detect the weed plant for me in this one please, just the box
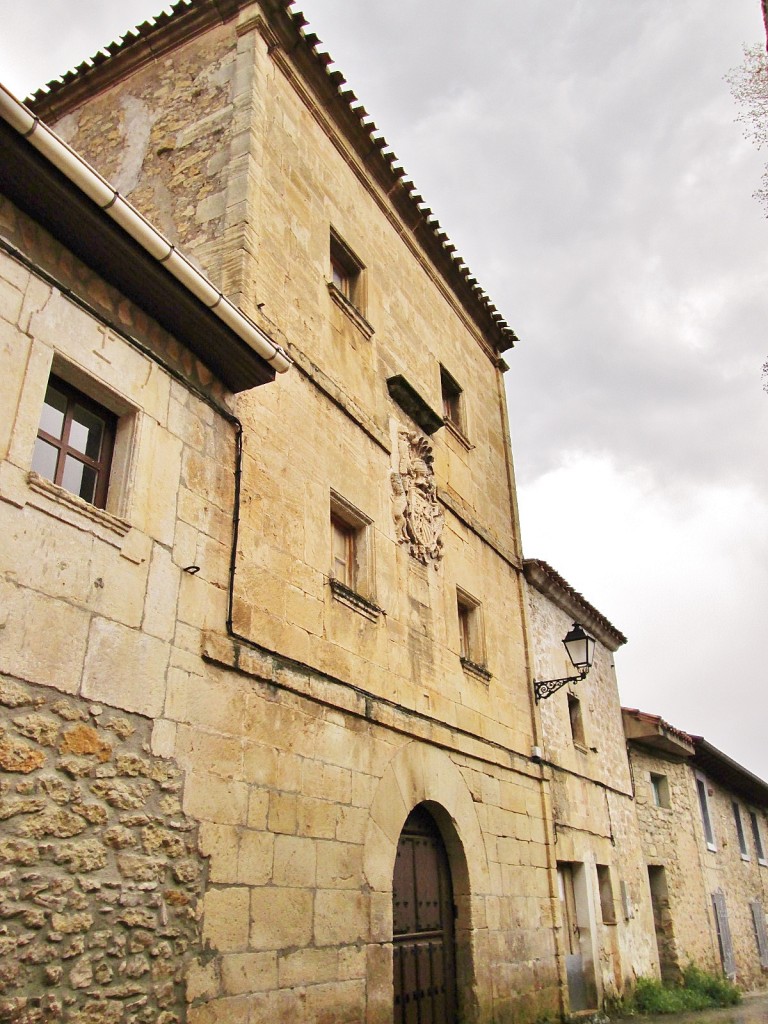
[624,965,741,1015]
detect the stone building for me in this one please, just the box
[0,79,288,1021]
[2,2,565,1021]
[623,709,768,991]
[5,2,767,1021]
[524,560,658,1012]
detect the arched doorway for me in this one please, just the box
[393,804,457,1024]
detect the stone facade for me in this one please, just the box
[625,712,768,993]
[4,1,768,1021]
[3,4,561,1020]
[524,561,658,1013]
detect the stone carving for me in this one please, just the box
[391,430,444,565]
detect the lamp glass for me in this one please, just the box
[563,623,595,671]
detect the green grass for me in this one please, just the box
[624,965,742,1015]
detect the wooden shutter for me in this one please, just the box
[712,891,736,978]
[751,900,768,969]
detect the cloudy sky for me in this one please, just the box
[2,1,767,778]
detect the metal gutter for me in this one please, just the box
[0,82,291,376]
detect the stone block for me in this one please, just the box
[249,887,313,951]
[184,772,248,826]
[272,834,316,887]
[316,840,362,890]
[277,947,338,989]
[203,886,250,952]
[81,617,170,717]
[314,890,368,947]
[237,828,274,885]
[221,951,277,995]
[142,542,180,641]
[0,581,90,694]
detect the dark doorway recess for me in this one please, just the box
[393,804,457,1024]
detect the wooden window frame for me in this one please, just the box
[329,492,380,619]
[329,230,366,312]
[32,374,116,510]
[456,588,490,680]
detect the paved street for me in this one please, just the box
[618,992,768,1024]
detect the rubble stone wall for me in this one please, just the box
[0,676,205,1024]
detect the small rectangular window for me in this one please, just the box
[596,865,616,924]
[440,366,464,433]
[733,802,749,859]
[567,692,586,749]
[329,229,365,312]
[650,773,671,809]
[328,492,377,616]
[456,588,489,679]
[750,812,767,865]
[32,374,116,509]
[696,774,716,851]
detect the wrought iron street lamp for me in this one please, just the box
[534,623,596,702]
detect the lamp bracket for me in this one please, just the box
[534,669,588,703]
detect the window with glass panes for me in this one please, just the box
[32,375,115,509]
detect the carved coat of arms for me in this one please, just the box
[391,430,444,565]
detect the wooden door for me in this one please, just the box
[393,806,457,1024]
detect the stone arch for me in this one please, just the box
[363,741,492,1024]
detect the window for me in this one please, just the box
[329,229,365,312]
[567,693,586,749]
[328,492,379,619]
[440,366,464,433]
[31,374,115,509]
[651,773,671,809]
[696,774,716,851]
[733,802,749,859]
[456,588,489,679]
[750,812,766,865]
[596,864,616,924]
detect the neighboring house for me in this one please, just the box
[524,560,658,1013]
[624,709,768,990]
[0,82,287,1021]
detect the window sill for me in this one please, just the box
[444,418,474,451]
[759,859,768,867]
[329,577,383,622]
[327,283,374,340]
[27,471,130,540]
[741,854,751,862]
[460,657,492,683]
